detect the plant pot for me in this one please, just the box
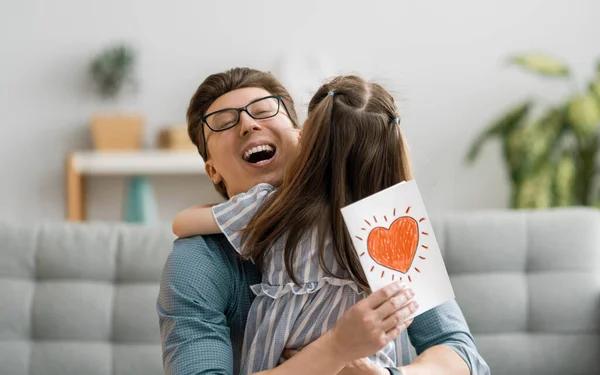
[91,114,145,150]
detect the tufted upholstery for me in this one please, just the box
[431,208,600,375]
[0,208,599,375]
[0,222,174,375]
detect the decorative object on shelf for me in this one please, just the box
[90,44,137,98]
[88,43,145,150]
[91,114,144,150]
[157,125,196,151]
[124,176,159,224]
[466,52,600,209]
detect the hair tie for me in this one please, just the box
[392,118,399,124]
[328,91,335,97]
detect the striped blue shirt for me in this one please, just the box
[212,183,397,374]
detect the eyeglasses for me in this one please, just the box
[200,95,289,158]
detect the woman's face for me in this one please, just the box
[203,87,300,197]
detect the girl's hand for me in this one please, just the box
[329,281,418,363]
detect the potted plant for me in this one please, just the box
[89,43,144,150]
[466,53,600,209]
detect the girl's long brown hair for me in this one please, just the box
[240,75,413,292]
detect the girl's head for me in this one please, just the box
[243,75,413,292]
[293,75,412,202]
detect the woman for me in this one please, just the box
[157,67,490,375]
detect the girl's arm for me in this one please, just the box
[172,204,221,238]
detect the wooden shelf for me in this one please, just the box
[71,150,206,175]
[66,150,208,222]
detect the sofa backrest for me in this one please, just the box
[1,208,598,375]
[0,222,174,375]
[432,208,600,375]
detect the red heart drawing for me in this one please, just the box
[366,216,419,274]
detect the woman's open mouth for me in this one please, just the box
[242,144,277,165]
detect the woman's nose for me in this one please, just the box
[238,112,263,136]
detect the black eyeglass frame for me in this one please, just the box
[200,95,290,159]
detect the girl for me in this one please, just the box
[173,75,417,374]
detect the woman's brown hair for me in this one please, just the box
[186,67,299,199]
[241,75,413,292]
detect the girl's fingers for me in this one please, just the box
[381,300,418,332]
[375,288,414,320]
[385,318,414,341]
[365,281,406,309]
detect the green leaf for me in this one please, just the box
[567,93,600,138]
[502,107,565,189]
[522,108,564,172]
[553,152,576,207]
[504,126,527,180]
[573,135,599,205]
[466,101,531,163]
[513,165,553,209]
[590,79,600,100]
[89,43,137,99]
[509,53,570,77]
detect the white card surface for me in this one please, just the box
[340,180,455,318]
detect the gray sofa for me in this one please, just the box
[0,208,598,375]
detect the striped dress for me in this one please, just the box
[212,183,399,374]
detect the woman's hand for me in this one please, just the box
[282,351,389,375]
[329,280,417,364]
[337,358,391,375]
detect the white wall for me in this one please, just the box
[1,0,598,223]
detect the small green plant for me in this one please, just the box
[89,43,137,99]
[466,53,600,209]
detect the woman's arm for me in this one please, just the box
[172,204,220,238]
[394,300,490,375]
[281,299,490,375]
[158,236,239,375]
[397,345,470,375]
[254,281,418,375]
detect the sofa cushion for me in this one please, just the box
[434,208,600,375]
[0,208,599,375]
[0,222,174,375]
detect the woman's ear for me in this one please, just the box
[204,160,223,185]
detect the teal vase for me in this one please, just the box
[124,176,159,224]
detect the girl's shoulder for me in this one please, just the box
[228,183,276,201]
[216,183,277,214]
[250,182,277,193]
